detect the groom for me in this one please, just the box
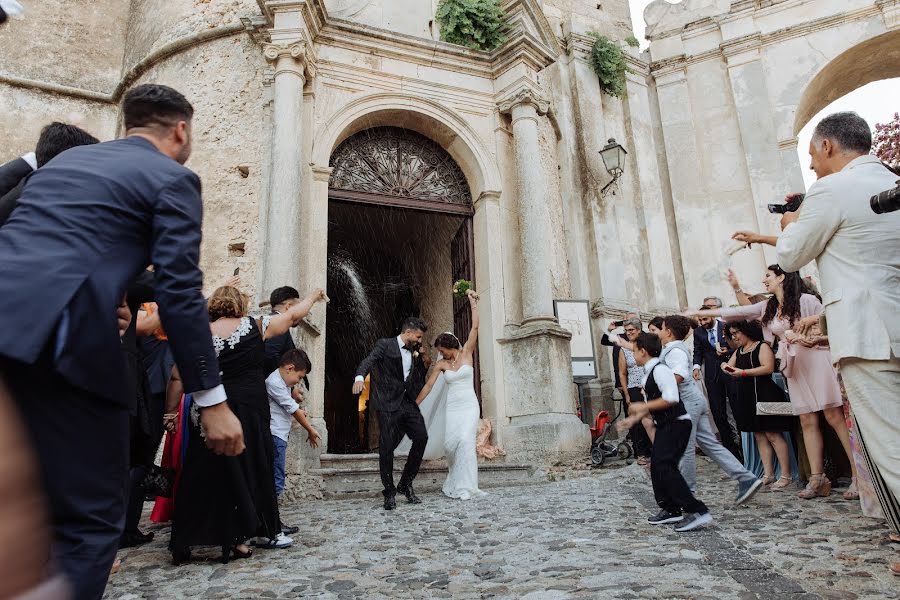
[353,317,429,510]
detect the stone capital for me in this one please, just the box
[263,42,312,79]
[497,86,549,117]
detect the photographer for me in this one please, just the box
[734,112,900,544]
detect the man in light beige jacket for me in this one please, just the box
[735,112,900,545]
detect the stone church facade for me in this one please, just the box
[2,0,898,474]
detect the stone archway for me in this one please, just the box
[793,29,900,135]
[323,126,481,453]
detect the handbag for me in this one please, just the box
[751,343,794,417]
[142,464,176,499]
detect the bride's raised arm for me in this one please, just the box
[463,289,479,356]
[416,360,447,405]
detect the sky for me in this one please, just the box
[627,0,900,188]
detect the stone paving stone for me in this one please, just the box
[105,459,899,599]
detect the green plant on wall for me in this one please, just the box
[587,33,630,98]
[436,0,507,51]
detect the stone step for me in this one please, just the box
[312,453,539,498]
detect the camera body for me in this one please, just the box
[870,179,900,214]
[768,193,805,214]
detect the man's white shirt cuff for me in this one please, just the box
[692,365,701,371]
[354,375,364,383]
[192,384,227,407]
[21,151,37,170]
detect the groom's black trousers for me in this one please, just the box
[377,402,428,497]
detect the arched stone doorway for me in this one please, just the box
[324,126,480,453]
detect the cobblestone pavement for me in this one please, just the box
[106,460,899,599]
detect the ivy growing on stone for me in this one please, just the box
[436,0,507,52]
[588,33,630,98]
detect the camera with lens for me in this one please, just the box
[870,180,900,214]
[768,193,806,214]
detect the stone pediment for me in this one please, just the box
[501,0,563,60]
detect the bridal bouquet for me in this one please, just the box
[452,279,473,299]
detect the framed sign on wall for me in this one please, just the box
[553,299,598,381]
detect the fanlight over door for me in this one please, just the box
[329,126,473,215]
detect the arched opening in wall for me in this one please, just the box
[324,126,480,454]
[793,30,900,187]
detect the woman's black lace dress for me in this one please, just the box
[170,317,281,554]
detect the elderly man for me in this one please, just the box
[734,111,900,551]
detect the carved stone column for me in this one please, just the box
[498,87,556,324]
[261,42,307,294]
[495,86,590,463]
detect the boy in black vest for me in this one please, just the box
[618,332,713,531]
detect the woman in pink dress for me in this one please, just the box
[689,265,857,500]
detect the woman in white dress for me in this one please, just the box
[414,289,485,500]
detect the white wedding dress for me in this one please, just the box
[397,364,486,500]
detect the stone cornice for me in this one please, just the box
[777,137,799,151]
[497,321,572,344]
[475,190,502,206]
[879,0,900,28]
[310,164,333,182]
[497,85,550,116]
[258,0,327,40]
[649,3,883,72]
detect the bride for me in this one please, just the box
[398,289,485,500]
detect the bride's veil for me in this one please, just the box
[395,371,448,460]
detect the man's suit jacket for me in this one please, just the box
[600,333,626,388]
[0,156,33,197]
[777,155,900,363]
[692,321,729,384]
[0,156,33,223]
[0,136,221,405]
[355,337,426,412]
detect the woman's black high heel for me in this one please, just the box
[171,546,191,566]
[221,545,252,563]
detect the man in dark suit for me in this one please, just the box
[264,285,301,375]
[353,317,429,510]
[0,84,244,600]
[692,297,742,460]
[0,122,100,225]
[0,152,35,198]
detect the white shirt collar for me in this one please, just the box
[397,335,406,350]
[663,340,678,348]
[643,357,660,373]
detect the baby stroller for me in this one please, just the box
[589,395,634,467]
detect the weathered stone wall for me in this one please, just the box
[0,0,129,92]
[129,34,269,299]
[0,86,117,159]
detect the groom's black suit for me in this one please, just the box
[356,337,429,498]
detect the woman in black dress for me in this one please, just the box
[721,320,795,491]
[170,285,326,564]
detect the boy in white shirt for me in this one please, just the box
[618,332,712,531]
[266,349,321,534]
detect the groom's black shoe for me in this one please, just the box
[397,483,421,504]
[383,495,396,510]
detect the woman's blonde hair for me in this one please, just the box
[208,286,248,321]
